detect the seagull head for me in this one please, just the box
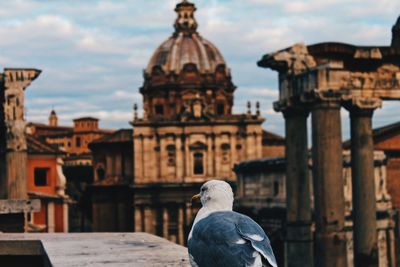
[192,180,234,211]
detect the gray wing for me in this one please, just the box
[235,214,277,267]
[188,212,262,267]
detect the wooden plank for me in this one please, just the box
[0,199,41,214]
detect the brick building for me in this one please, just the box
[27,112,112,167]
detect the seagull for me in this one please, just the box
[188,180,278,267]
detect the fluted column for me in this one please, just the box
[283,107,313,267]
[312,100,347,267]
[345,98,381,267]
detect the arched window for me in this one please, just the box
[193,152,204,175]
[97,167,105,181]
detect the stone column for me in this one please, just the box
[144,206,155,234]
[47,202,55,233]
[163,208,169,239]
[206,134,213,176]
[283,107,313,267]
[178,207,184,245]
[312,100,347,267]
[0,69,41,199]
[175,136,183,180]
[184,134,190,179]
[134,206,143,232]
[346,99,381,267]
[63,203,69,233]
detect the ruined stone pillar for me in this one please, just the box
[312,100,348,267]
[283,107,313,267]
[345,99,381,267]
[0,69,41,199]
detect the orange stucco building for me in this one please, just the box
[27,134,69,233]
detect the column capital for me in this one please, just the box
[282,106,309,118]
[305,90,342,108]
[274,98,310,117]
[343,97,382,117]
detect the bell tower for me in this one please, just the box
[49,109,58,126]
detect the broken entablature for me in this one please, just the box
[261,44,400,112]
[1,69,41,151]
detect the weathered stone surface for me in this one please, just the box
[0,199,40,214]
[0,233,190,267]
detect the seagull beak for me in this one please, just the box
[191,194,201,204]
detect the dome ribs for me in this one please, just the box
[140,0,236,120]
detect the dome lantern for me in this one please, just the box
[174,0,198,35]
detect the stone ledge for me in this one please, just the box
[0,232,190,267]
[0,199,41,214]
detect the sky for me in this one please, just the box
[1,0,400,138]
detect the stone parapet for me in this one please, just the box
[0,233,190,266]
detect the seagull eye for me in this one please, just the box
[201,187,206,192]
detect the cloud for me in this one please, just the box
[1,0,399,136]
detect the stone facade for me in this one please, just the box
[130,0,264,244]
[234,151,396,267]
[89,129,133,232]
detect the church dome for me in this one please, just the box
[145,0,229,76]
[140,0,235,121]
[145,34,227,75]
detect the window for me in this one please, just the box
[155,105,164,115]
[221,143,230,163]
[273,181,279,196]
[193,152,204,175]
[167,145,176,167]
[76,137,81,147]
[217,103,225,115]
[34,168,48,186]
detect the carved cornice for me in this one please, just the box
[258,43,316,75]
[3,68,41,91]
